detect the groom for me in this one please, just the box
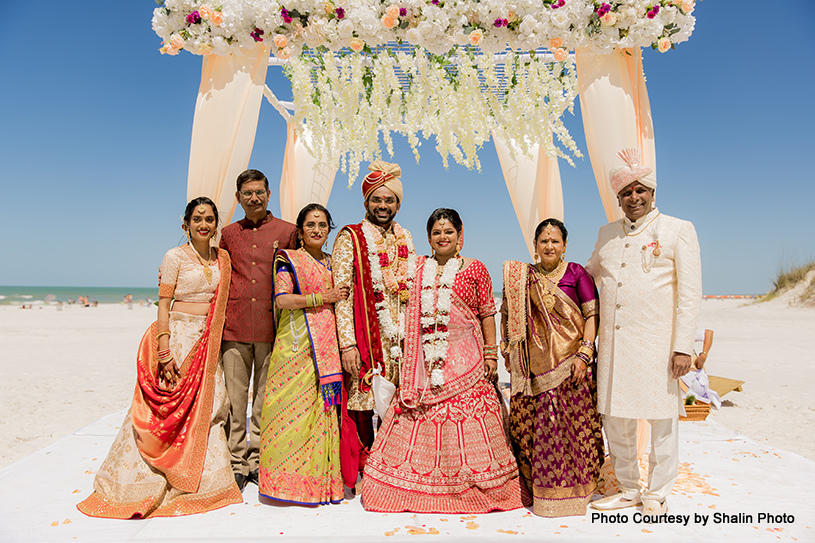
[332,160,416,486]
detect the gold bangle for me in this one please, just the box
[156,331,171,341]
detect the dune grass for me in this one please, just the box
[762,261,815,303]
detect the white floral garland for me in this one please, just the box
[153,0,697,58]
[420,257,459,388]
[361,221,416,365]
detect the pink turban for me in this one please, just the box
[609,148,657,194]
[362,160,403,202]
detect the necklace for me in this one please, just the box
[536,260,566,313]
[188,242,213,283]
[421,257,460,388]
[361,221,417,367]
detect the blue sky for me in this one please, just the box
[1,1,813,294]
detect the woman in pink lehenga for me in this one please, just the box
[362,208,526,514]
[502,218,604,517]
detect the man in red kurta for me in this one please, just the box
[219,169,297,491]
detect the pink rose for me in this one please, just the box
[553,48,568,61]
[657,37,671,53]
[349,37,365,52]
[386,5,400,19]
[549,37,563,49]
[274,34,288,48]
[381,14,396,29]
[468,28,484,46]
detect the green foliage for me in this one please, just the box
[762,260,815,303]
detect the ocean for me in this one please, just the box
[0,286,159,306]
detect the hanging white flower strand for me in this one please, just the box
[420,256,459,388]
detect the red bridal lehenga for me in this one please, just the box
[361,257,526,513]
[77,247,242,518]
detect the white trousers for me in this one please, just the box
[603,416,679,502]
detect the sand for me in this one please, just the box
[1,298,813,469]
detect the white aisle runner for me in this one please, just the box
[0,410,813,542]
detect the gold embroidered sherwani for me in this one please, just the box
[333,219,415,411]
[586,207,702,420]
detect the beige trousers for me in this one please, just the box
[603,416,678,503]
[221,341,272,477]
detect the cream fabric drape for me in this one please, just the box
[575,47,656,223]
[493,133,563,260]
[278,123,339,223]
[187,45,271,227]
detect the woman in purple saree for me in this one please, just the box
[501,218,604,517]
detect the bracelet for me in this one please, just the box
[483,344,499,356]
[314,293,323,306]
[484,354,499,361]
[341,345,357,353]
[579,339,595,350]
[156,331,171,341]
[575,352,590,365]
[577,345,594,360]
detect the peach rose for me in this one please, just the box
[199,5,214,20]
[349,37,365,52]
[169,34,186,50]
[274,34,289,48]
[549,37,563,49]
[553,48,568,61]
[382,15,397,29]
[276,46,292,60]
[197,43,213,55]
[657,37,671,53]
[386,5,400,19]
[160,43,179,56]
[601,12,617,26]
[210,10,223,26]
[680,0,694,13]
[468,28,484,46]
[324,2,335,15]
[507,10,517,22]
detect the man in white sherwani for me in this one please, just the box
[586,149,702,515]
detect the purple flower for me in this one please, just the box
[250,27,265,42]
[186,10,202,24]
[494,18,503,27]
[647,5,660,18]
[551,0,565,8]
[431,0,439,4]
[336,7,345,18]
[399,7,407,16]
[596,2,611,16]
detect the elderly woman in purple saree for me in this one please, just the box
[501,219,604,517]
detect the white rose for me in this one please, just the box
[417,20,433,36]
[211,36,230,56]
[550,10,567,28]
[406,27,422,43]
[519,15,538,35]
[337,19,354,39]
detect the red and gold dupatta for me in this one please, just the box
[131,249,231,494]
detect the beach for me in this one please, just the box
[1,297,813,469]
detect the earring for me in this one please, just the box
[185,229,190,241]
[534,253,540,262]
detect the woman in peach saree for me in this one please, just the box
[77,197,242,518]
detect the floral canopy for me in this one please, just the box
[153,0,697,254]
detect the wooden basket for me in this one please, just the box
[679,402,711,421]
